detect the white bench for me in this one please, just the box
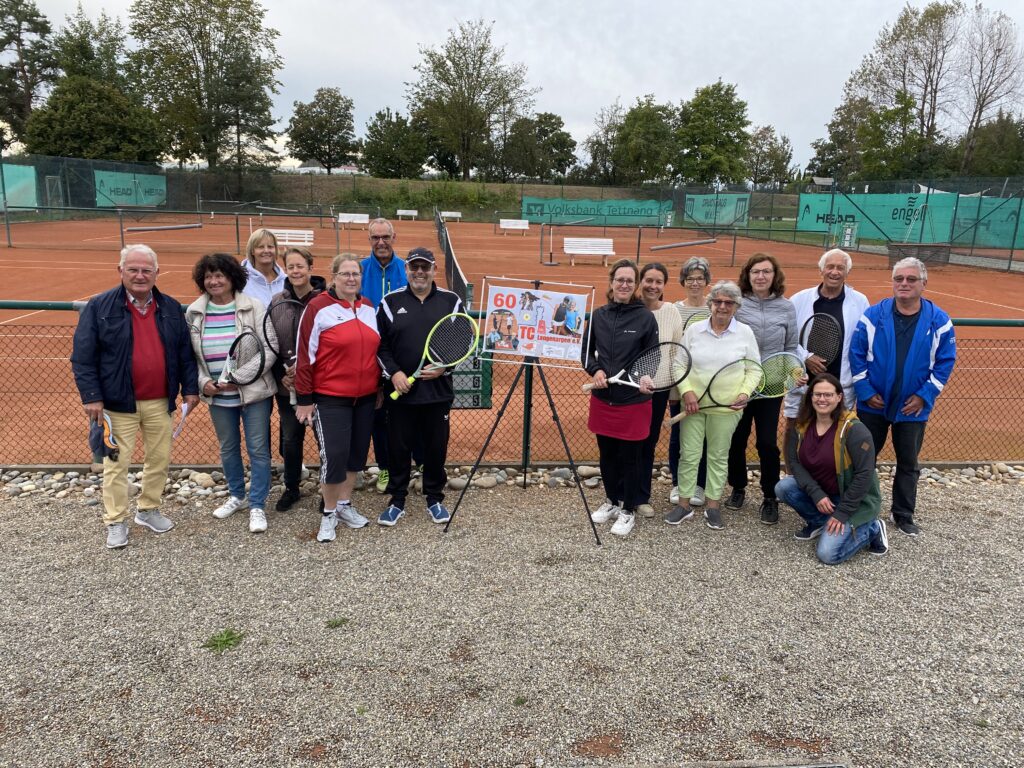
[564,237,615,266]
[440,211,462,222]
[396,209,418,220]
[337,212,370,228]
[270,228,314,246]
[499,218,529,236]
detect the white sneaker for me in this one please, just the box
[213,495,246,519]
[669,487,680,505]
[317,512,337,542]
[590,500,621,523]
[610,511,636,537]
[248,508,267,533]
[689,486,706,506]
[336,504,369,529]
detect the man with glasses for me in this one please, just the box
[374,248,462,527]
[849,257,956,536]
[360,218,408,494]
[71,244,199,549]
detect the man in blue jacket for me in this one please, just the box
[71,245,199,549]
[850,257,956,537]
[360,218,408,494]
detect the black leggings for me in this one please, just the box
[727,397,782,498]
[597,434,645,512]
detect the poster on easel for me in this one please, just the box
[480,277,594,369]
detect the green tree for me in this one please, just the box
[411,110,460,178]
[286,87,355,174]
[128,0,281,169]
[808,95,875,180]
[674,80,750,184]
[958,110,1024,176]
[23,75,163,161]
[486,112,576,182]
[0,0,53,142]
[612,95,675,185]
[360,108,428,178]
[581,101,624,185]
[746,125,794,187]
[52,4,129,88]
[407,19,537,180]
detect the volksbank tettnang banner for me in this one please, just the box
[797,192,1024,248]
[681,193,750,226]
[521,197,671,225]
[94,171,167,207]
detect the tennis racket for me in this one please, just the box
[749,352,806,400]
[800,313,842,366]
[682,309,710,330]
[219,330,266,386]
[264,299,304,405]
[391,312,479,400]
[582,341,693,392]
[665,358,766,425]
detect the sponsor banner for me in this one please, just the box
[521,197,671,225]
[481,280,592,366]
[1,164,38,207]
[94,170,166,207]
[681,193,750,226]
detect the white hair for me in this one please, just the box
[119,244,159,270]
[819,248,852,273]
[368,217,395,237]
[891,256,927,282]
[707,280,742,308]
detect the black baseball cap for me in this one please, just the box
[406,247,435,264]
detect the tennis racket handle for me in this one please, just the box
[289,388,297,407]
[389,375,415,401]
[581,382,597,392]
[665,410,687,427]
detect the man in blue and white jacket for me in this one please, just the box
[849,257,956,537]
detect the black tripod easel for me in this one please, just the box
[444,285,601,545]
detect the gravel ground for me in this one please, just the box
[1,468,1022,768]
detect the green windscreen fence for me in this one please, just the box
[93,170,167,207]
[521,197,671,225]
[681,193,750,226]
[797,192,1024,248]
[1,164,38,207]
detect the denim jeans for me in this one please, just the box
[776,475,882,565]
[209,397,273,508]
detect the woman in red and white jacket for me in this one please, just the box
[294,254,382,543]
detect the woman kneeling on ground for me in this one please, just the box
[776,373,889,564]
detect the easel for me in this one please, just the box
[444,280,601,545]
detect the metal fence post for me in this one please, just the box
[1008,195,1023,271]
[521,362,534,474]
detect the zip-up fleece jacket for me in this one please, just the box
[583,300,659,406]
[267,275,327,385]
[849,298,956,423]
[240,258,287,309]
[376,283,462,404]
[293,289,381,405]
[734,292,798,358]
[71,285,199,413]
[786,411,881,529]
[360,254,408,308]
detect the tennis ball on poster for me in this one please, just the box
[521,311,532,322]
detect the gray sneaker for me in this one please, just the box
[134,509,174,533]
[105,522,128,549]
[704,506,724,530]
[664,505,694,525]
[336,504,369,529]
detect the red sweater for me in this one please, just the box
[294,292,381,404]
[129,299,167,400]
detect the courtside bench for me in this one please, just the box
[337,212,370,229]
[270,229,314,247]
[396,209,418,220]
[564,237,615,266]
[499,218,529,235]
[441,211,462,222]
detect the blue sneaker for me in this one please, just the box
[377,504,405,527]
[427,502,450,524]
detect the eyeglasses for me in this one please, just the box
[684,276,706,284]
[407,263,433,272]
[333,271,360,280]
[370,234,393,242]
[812,392,840,400]
[750,268,774,277]
[711,299,736,307]
[612,278,635,285]
[124,267,156,276]
[893,275,921,284]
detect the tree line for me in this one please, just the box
[0,1,1021,190]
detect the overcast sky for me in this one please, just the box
[37,0,1024,169]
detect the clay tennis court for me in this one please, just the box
[0,216,1021,465]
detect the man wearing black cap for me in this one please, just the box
[375,247,463,526]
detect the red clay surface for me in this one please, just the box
[0,217,1021,465]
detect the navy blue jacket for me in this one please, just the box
[71,285,199,413]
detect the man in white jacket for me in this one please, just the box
[784,248,869,423]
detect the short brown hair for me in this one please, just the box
[605,258,640,302]
[737,252,786,296]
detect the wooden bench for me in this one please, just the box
[440,211,462,222]
[269,228,314,247]
[564,237,615,266]
[396,209,418,220]
[337,212,370,229]
[499,218,529,236]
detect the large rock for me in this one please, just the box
[193,472,215,489]
[577,466,601,479]
[448,477,469,490]
[472,475,498,489]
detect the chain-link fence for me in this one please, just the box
[2,320,1021,467]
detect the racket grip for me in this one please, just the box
[665,410,687,427]
[390,374,417,400]
[581,382,596,392]
[289,388,297,407]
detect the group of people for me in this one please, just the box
[584,249,956,564]
[72,219,461,548]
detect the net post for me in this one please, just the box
[118,209,125,249]
[1008,195,1023,272]
[919,182,932,244]
[731,230,737,267]
[234,213,241,255]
